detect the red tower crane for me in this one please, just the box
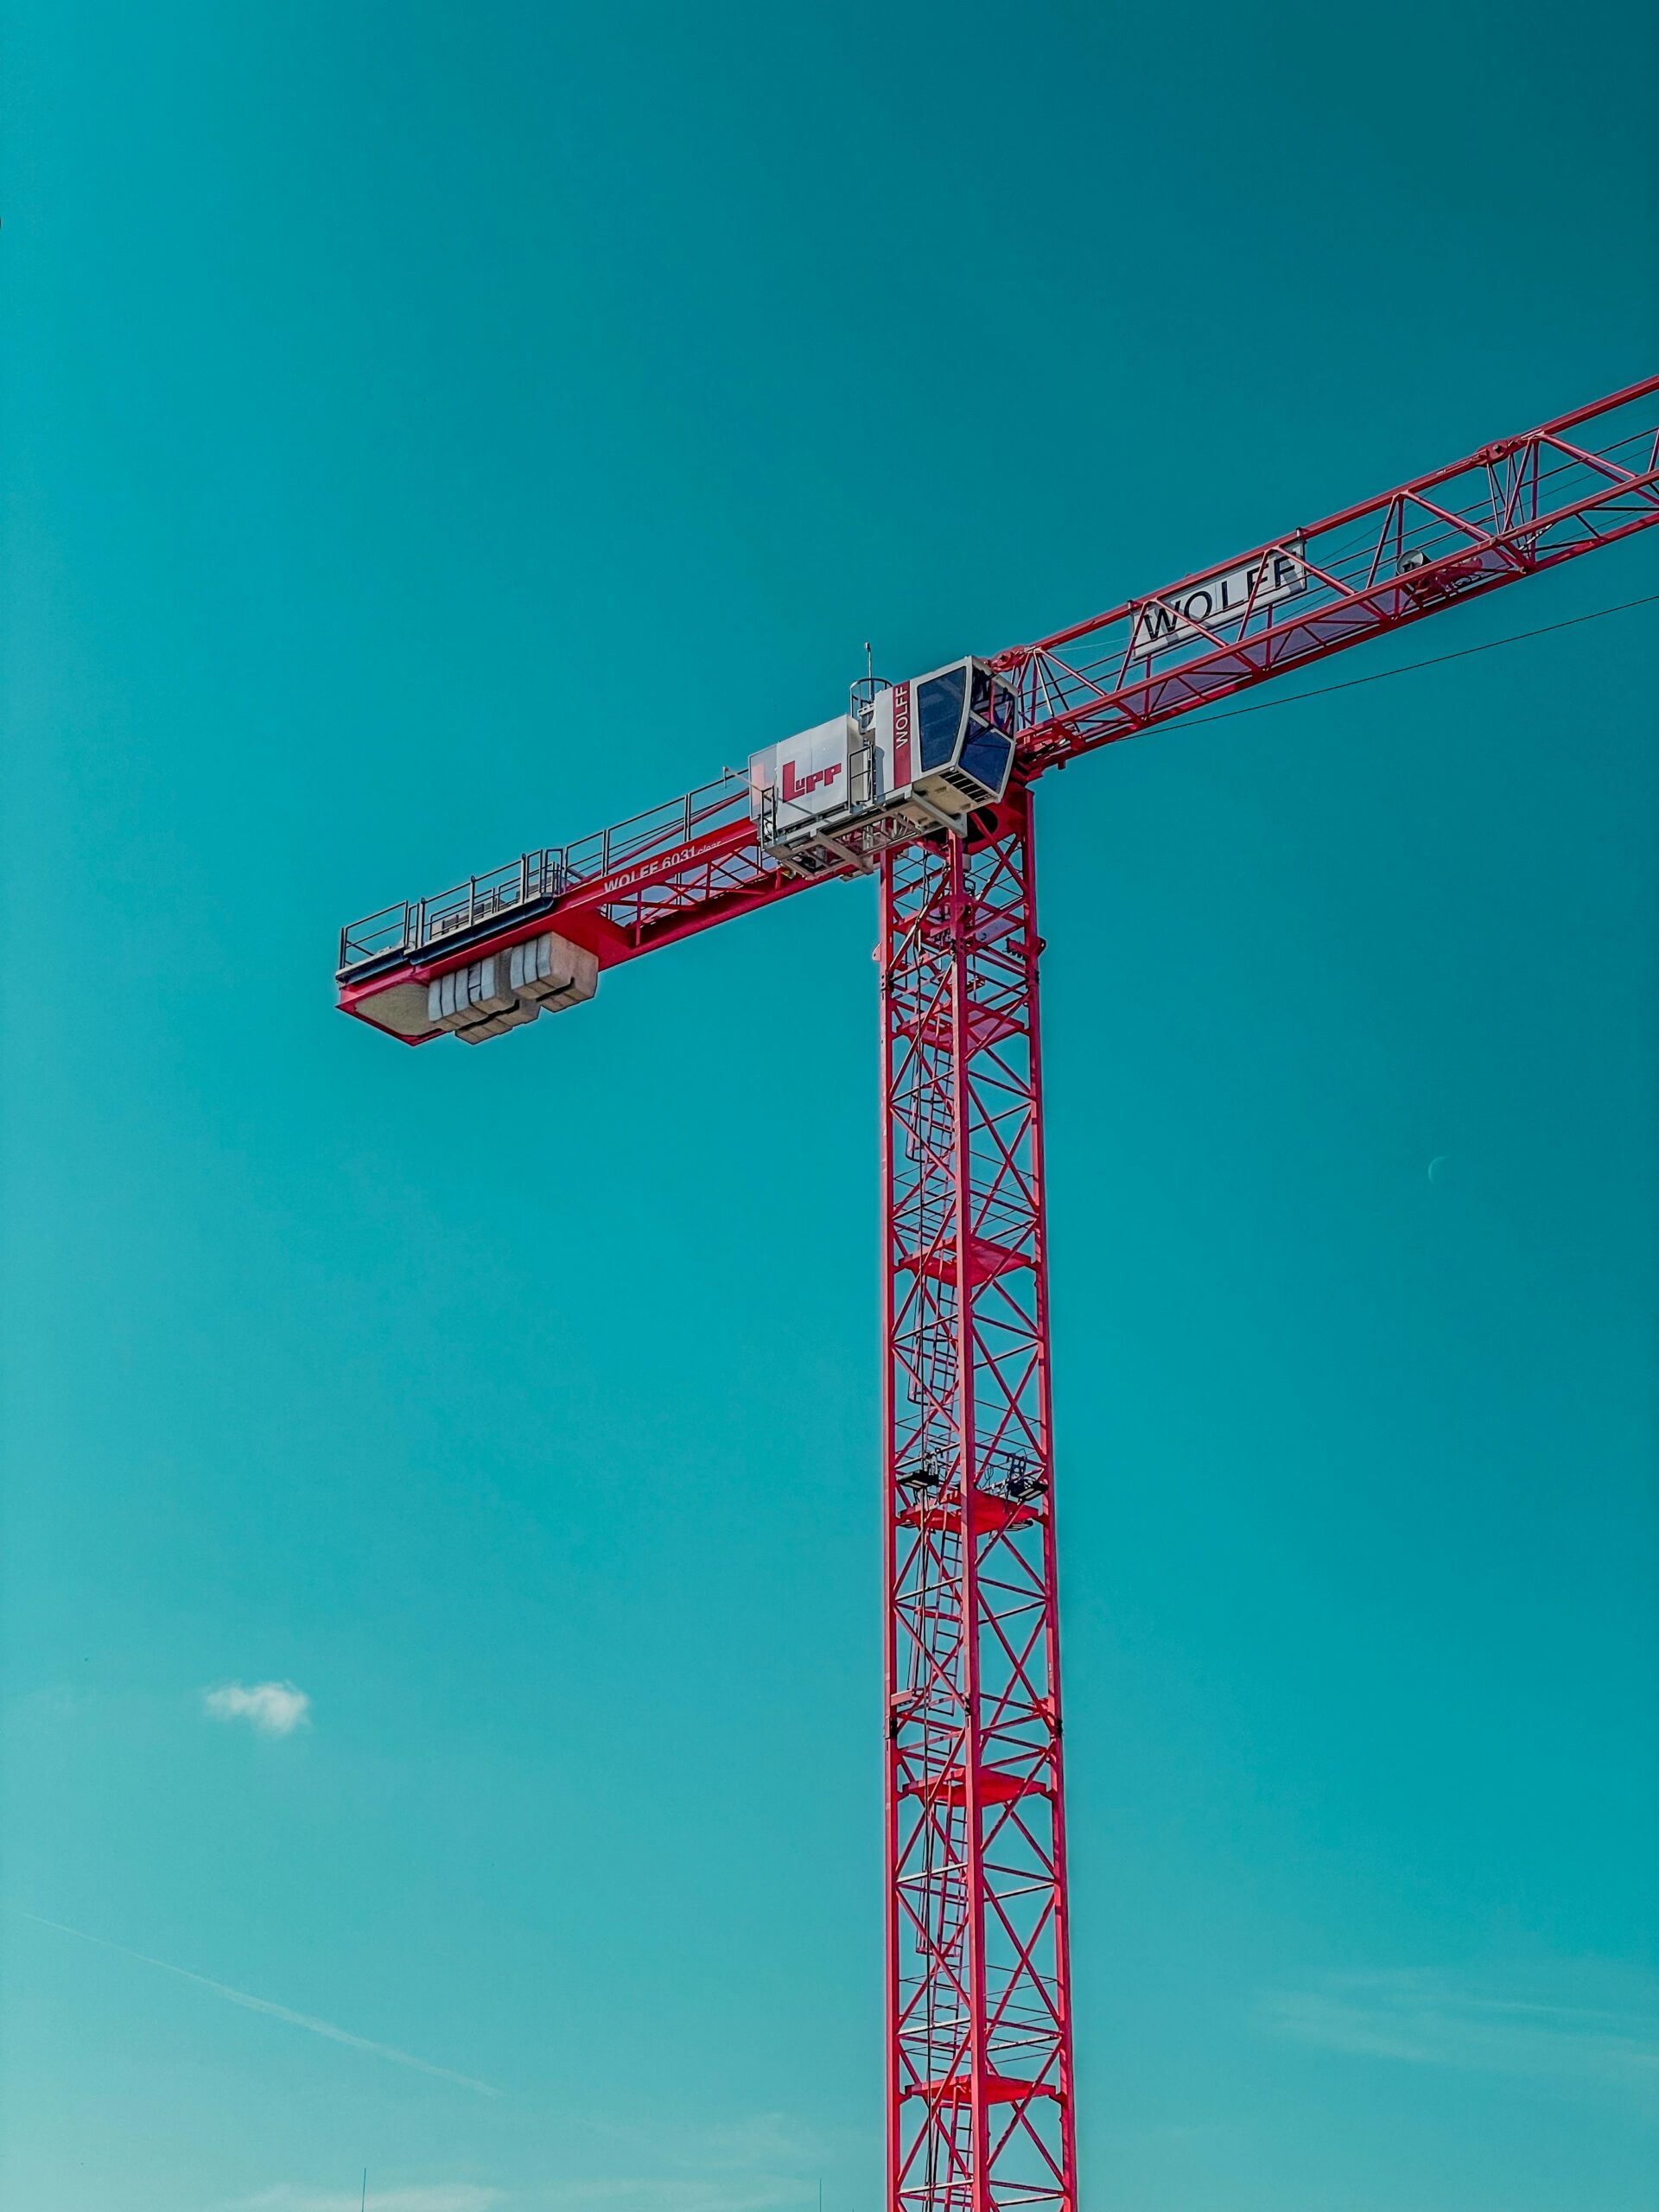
[336,375,1659,2212]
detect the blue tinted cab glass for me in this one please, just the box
[918,667,967,771]
[959,725,1013,796]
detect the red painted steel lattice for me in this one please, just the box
[335,375,1659,2210]
[882,787,1077,2212]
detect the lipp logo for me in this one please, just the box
[781,757,842,804]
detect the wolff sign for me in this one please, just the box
[1130,543,1308,658]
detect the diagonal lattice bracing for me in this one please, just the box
[882,788,1078,2212]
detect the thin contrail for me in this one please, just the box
[20,1912,499,2096]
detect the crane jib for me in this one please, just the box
[336,372,1659,1036]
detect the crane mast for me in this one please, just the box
[883,794,1074,2207]
[335,376,1659,2212]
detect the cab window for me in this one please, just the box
[918,666,966,771]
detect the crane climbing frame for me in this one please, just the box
[336,373,1659,2212]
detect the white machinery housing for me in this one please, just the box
[748,658,1016,869]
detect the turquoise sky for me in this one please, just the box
[3,5,1657,2209]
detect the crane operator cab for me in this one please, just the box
[748,657,1017,873]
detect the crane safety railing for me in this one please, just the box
[337,771,753,972]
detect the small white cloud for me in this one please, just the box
[532,2190,799,2212]
[699,2114,819,2169]
[1257,1970,1659,2108]
[519,2107,825,2212]
[244,2189,502,2212]
[203,1681,312,1736]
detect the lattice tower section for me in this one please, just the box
[880,787,1078,2212]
